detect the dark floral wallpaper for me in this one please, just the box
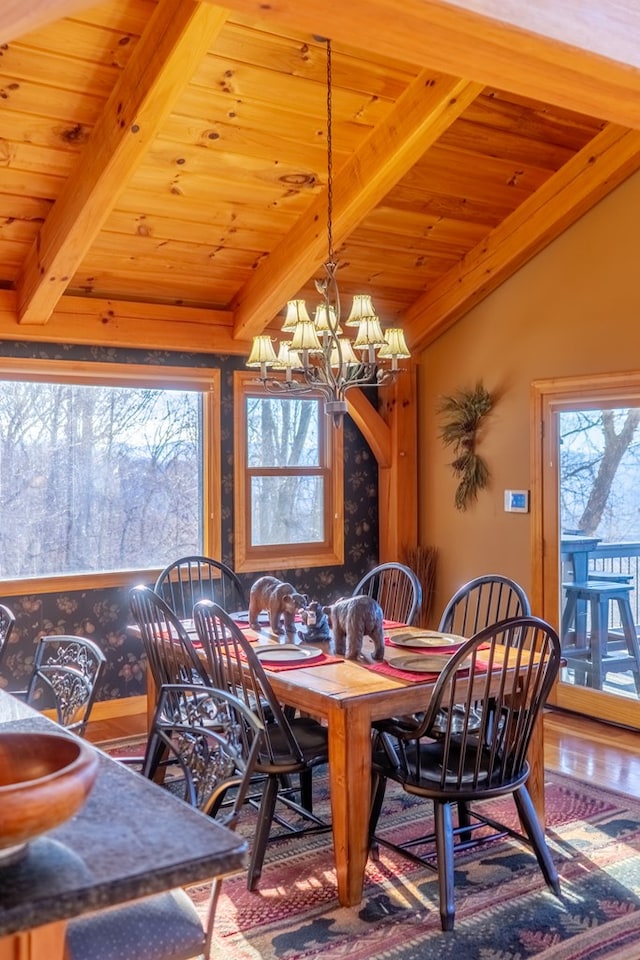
[0,341,379,702]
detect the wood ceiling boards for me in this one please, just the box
[1,0,640,354]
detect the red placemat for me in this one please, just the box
[365,659,489,683]
[365,660,440,683]
[253,652,344,672]
[383,620,408,629]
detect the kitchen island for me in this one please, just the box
[0,690,246,960]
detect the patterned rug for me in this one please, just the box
[182,770,640,960]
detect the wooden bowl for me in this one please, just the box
[0,731,100,862]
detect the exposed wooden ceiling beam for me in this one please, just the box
[232,72,483,341]
[346,390,391,468]
[16,0,229,325]
[207,0,640,129]
[403,124,640,350]
[0,291,245,354]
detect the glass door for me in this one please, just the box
[533,375,640,728]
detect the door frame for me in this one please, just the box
[531,371,640,727]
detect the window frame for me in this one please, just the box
[0,357,220,595]
[233,371,344,573]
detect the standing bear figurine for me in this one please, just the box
[249,576,308,636]
[325,595,385,661]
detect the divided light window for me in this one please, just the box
[234,372,343,573]
[0,360,220,590]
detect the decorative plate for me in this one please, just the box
[253,643,323,664]
[230,611,271,625]
[386,652,454,673]
[387,631,466,650]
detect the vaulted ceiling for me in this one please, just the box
[2,0,640,357]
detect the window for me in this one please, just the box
[0,358,220,590]
[234,372,344,572]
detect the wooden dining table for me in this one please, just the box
[255,626,546,908]
[143,620,547,909]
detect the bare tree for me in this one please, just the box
[577,410,640,534]
[0,381,201,577]
[560,409,640,538]
[247,396,321,546]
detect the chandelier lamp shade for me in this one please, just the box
[246,39,411,426]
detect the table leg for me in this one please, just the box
[146,663,157,732]
[591,598,605,688]
[326,703,372,907]
[560,590,578,647]
[527,714,545,826]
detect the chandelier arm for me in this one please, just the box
[260,376,335,403]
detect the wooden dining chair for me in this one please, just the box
[193,599,331,891]
[129,584,210,694]
[65,682,264,960]
[154,555,247,620]
[369,616,562,932]
[25,635,106,736]
[0,603,15,675]
[438,574,531,636]
[353,561,423,626]
[427,574,533,737]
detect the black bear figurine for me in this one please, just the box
[297,601,332,643]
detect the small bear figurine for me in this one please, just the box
[325,594,385,661]
[298,601,332,644]
[249,575,308,636]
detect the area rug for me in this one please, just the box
[180,770,640,960]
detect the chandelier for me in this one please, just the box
[246,38,411,427]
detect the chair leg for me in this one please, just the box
[141,733,168,783]
[513,786,561,896]
[299,769,313,812]
[368,770,388,862]
[247,775,279,891]
[434,801,456,932]
[457,800,471,843]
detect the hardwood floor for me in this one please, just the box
[85,711,148,745]
[86,705,640,796]
[544,706,640,795]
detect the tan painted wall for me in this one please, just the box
[419,168,640,622]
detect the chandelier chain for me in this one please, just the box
[326,39,334,264]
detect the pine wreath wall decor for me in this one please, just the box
[438,382,493,511]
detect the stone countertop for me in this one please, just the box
[0,691,247,937]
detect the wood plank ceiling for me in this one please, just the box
[1,0,640,357]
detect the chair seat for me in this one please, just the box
[376,738,527,795]
[258,717,328,770]
[66,889,204,960]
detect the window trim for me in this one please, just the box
[0,357,220,592]
[233,371,344,573]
